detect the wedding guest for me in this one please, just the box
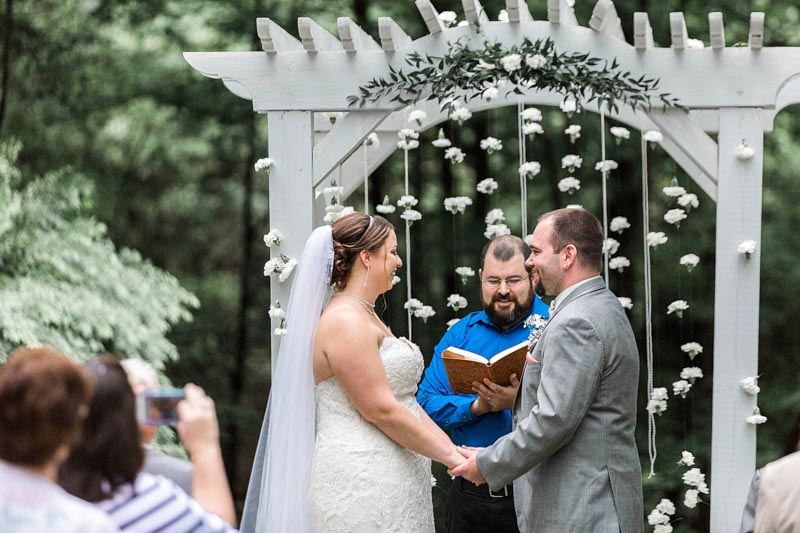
[58,357,237,532]
[121,357,194,494]
[0,346,119,533]
[755,449,800,532]
[417,235,549,533]
[451,208,644,532]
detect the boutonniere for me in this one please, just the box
[524,314,549,358]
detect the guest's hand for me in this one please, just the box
[472,375,519,412]
[448,447,486,485]
[176,384,220,459]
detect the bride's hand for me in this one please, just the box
[445,446,467,469]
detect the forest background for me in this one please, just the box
[2,0,799,530]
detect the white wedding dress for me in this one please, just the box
[311,337,435,533]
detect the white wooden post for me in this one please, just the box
[267,111,316,374]
[710,108,763,532]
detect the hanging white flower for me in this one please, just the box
[322,112,345,125]
[278,258,298,282]
[404,298,423,311]
[609,256,630,273]
[484,224,511,240]
[667,300,689,317]
[559,99,578,116]
[480,137,503,154]
[654,524,674,533]
[520,107,543,122]
[561,154,583,172]
[447,318,460,329]
[740,376,760,395]
[618,297,633,310]
[684,489,700,509]
[647,509,670,526]
[392,275,401,286]
[482,85,500,101]
[263,229,283,247]
[565,124,582,144]
[397,195,418,208]
[397,128,420,151]
[595,160,618,173]
[679,451,696,467]
[322,185,345,205]
[609,126,631,144]
[273,327,288,336]
[376,195,396,214]
[397,138,419,150]
[268,302,286,320]
[497,9,509,22]
[673,380,692,398]
[664,208,688,226]
[364,132,380,148]
[476,178,499,195]
[432,128,452,148]
[325,204,344,215]
[522,122,544,138]
[558,177,581,194]
[449,106,473,125]
[438,10,457,27]
[254,157,274,173]
[447,294,468,312]
[747,407,768,425]
[657,499,676,517]
[400,209,422,224]
[680,367,704,383]
[736,139,755,160]
[686,38,705,49]
[737,240,758,258]
[263,257,281,277]
[525,54,547,69]
[455,266,475,285]
[519,161,542,180]
[500,53,523,72]
[610,216,630,234]
[643,129,664,143]
[407,109,427,127]
[485,208,506,225]
[443,196,473,215]
[647,232,668,248]
[682,468,709,493]
[681,342,704,360]
[678,193,699,210]
[566,204,583,209]
[444,147,466,164]
[647,387,668,415]
[680,254,700,272]
[663,185,687,197]
[414,305,436,322]
[603,238,620,256]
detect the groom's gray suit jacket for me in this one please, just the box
[476,276,644,532]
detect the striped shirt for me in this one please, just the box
[96,472,237,533]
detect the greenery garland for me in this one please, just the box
[349,37,681,113]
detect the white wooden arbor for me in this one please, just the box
[184,1,800,529]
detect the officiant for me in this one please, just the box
[417,235,549,533]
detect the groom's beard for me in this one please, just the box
[483,283,535,329]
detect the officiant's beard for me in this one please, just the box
[483,284,534,329]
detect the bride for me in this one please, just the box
[242,213,464,532]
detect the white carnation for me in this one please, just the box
[485,208,506,225]
[664,208,687,225]
[484,224,511,239]
[500,53,523,72]
[558,177,581,194]
[647,232,668,248]
[476,178,499,195]
[610,216,630,234]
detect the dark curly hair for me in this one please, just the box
[330,213,393,289]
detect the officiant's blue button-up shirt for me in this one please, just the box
[417,296,550,448]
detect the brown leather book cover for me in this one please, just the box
[442,340,528,394]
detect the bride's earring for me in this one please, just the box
[364,264,371,286]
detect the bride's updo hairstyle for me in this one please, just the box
[330,213,393,289]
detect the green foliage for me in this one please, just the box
[350,37,681,112]
[0,140,199,364]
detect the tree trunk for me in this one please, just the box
[0,0,14,135]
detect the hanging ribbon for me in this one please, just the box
[518,100,528,239]
[363,139,369,214]
[641,135,657,477]
[403,114,413,340]
[600,103,610,285]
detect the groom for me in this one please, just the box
[450,208,644,532]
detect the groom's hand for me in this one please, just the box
[448,447,486,485]
[472,374,519,412]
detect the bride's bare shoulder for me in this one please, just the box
[318,301,363,333]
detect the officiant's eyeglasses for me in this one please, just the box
[481,276,526,289]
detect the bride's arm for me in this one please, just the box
[319,310,464,469]
[417,405,457,450]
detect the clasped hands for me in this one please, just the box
[470,374,519,416]
[448,445,486,485]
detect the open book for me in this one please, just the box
[442,340,528,395]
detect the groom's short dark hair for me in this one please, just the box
[540,208,603,272]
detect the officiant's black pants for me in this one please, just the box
[445,477,520,533]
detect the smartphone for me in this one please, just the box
[136,389,185,426]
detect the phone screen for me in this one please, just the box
[136,389,185,426]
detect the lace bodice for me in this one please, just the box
[311,337,434,533]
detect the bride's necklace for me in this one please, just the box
[335,291,377,316]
